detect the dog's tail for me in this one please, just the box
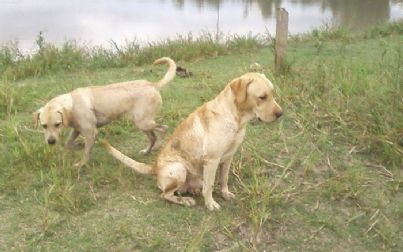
[153,57,176,90]
[100,140,153,175]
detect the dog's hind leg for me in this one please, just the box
[139,130,157,154]
[158,162,196,207]
[151,124,168,151]
[135,119,166,154]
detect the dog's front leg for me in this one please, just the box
[202,159,221,210]
[65,129,82,150]
[74,129,96,167]
[220,157,236,201]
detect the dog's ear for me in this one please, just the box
[59,108,72,127]
[32,108,43,127]
[230,78,253,104]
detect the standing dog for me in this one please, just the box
[102,73,282,210]
[33,57,176,167]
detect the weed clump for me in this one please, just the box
[0,32,266,81]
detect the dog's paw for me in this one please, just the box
[73,160,86,167]
[157,125,168,133]
[205,200,221,211]
[139,148,150,155]
[222,191,236,201]
[181,197,196,207]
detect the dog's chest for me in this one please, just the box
[94,109,116,127]
[222,129,245,159]
[217,118,245,148]
[192,115,244,157]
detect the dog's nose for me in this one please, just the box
[275,111,283,118]
[47,138,56,145]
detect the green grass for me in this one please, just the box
[1,21,402,251]
[0,31,266,82]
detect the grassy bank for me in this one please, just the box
[1,21,402,251]
[0,31,266,82]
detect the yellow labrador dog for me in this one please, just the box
[33,57,176,167]
[102,73,282,210]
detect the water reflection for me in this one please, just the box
[322,0,391,29]
[0,0,401,52]
[176,0,396,28]
[174,0,283,19]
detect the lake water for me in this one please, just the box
[1,0,402,52]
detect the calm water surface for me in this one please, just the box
[1,0,402,52]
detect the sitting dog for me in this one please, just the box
[33,57,176,167]
[102,73,282,210]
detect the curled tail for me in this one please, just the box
[101,140,153,175]
[153,57,176,90]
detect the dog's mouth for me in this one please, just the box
[249,117,259,125]
[255,115,280,123]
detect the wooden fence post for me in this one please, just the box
[275,8,289,72]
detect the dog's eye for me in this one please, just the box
[55,123,61,128]
[42,124,47,129]
[259,95,268,101]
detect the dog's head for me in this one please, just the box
[230,73,282,123]
[33,105,71,145]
